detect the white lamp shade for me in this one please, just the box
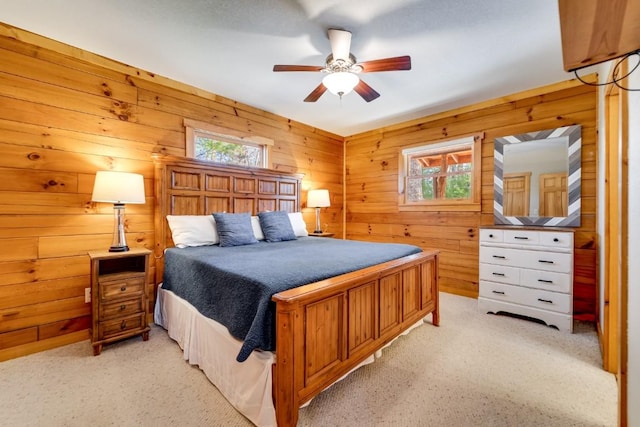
[91,171,146,204]
[322,72,359,96]
[307,189,331,208]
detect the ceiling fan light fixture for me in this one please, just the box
[322,72,359,98]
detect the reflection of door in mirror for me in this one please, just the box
[539,173,568,216]
[503,172,531,216]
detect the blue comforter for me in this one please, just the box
[162,237,421,362]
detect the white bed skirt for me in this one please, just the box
[154,284,427,426]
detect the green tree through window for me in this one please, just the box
[195,136,263,167]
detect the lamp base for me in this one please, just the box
[314,207,323,235]
[109,203,130,253]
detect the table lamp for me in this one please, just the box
[91,171,145,252]
[307,189,330,234]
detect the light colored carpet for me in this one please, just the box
[0,293,617,426]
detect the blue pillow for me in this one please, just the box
[258,211,297,242]
[212,213,258,247]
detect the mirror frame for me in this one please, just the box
[493,125,581,227]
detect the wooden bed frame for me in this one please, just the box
[153,155,439,426]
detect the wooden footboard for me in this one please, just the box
[272,250,439,426]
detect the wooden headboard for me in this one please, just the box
[153,154,303,283]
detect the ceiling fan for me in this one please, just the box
[273,28,411,103]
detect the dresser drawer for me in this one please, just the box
[99,298,144,320]
[521,250,572,273]
[480,246,571,273]
[98,313,146,340]
[520,269,571,293]
[480,281,571,314]
[503,229,539,246]
[539,231,573,249]
[479,263,519,285]
[523,288,571,314]
[479,228,503,243]
[99,276,145,302]
[480,246,522,267]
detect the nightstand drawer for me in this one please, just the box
[100,276,145,302]
[98,313,145,340]
[99,298,144,320]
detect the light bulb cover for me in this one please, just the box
[322,72,359,97]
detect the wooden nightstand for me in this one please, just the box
[88,248,151,355]
[308,232,335,238]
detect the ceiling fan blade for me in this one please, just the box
[303,83,327,102]
[273,65,324,72]
[328,29,352,62]
[354,79,380,102]
[358,55,412,72]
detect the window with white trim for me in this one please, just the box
[398,134,483,211]
[184,118,272,168]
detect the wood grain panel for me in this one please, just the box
[402,266,421,320]
[379,272,401,335]
[304,295,342,382]
[0,327,37,350]
[347,281,376,355]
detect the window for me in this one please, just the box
[398,134,483,211]
[184,118,272,168]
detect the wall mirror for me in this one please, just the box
[493,125,581,227]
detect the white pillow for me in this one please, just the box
[166,215,219,248]
[251,216,265,240]
[288,212,309,237]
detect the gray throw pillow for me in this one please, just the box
[258,211,297,242]
[212,213,258,247]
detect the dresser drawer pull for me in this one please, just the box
[492,255,506,259]
[553,238,559,242]
[120,285,127,292]
[492,272,505,277]
[538,279,553,284]
[538,260,554,264]
[120,320,127,330]
[537,298,554,304]
[492,290,505,295]
[514,236,529,240]
[119,304,127,311]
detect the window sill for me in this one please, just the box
[398,202,481,212]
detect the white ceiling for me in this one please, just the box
[1,0,573,136]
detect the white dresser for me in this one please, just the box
[478,227,574,332]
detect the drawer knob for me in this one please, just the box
[538,279,553,284]
[120,304,126,311]
[538,260,554,264]
[120,320,127,330]
[514,236,529,240]
[120,285,127,292]
[489,234,494,238]
[537,298,553,304]
[492,272,505,277]
[492,255,506,259]
[553,238,559,242]
[492,290,505,295]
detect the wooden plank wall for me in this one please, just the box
[0,23,343,361]
[344,81,598,321]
